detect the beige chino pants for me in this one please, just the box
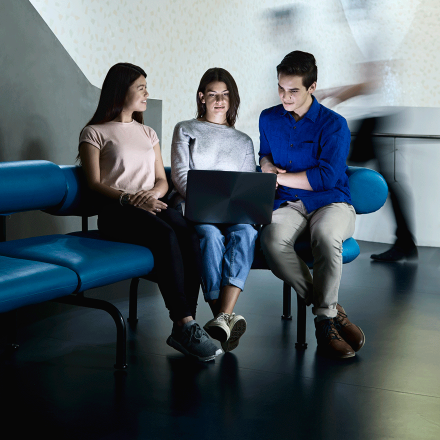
[261,201,356,319]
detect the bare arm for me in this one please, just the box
[313,83,370,105]
[79,142,124,200]
[276,171,313,191]
[79,142,168,214]
[260,154,312,191]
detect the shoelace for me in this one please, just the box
[321,320,341,340]
[336,309,348,321]
[216,312,230,323]
[334,309,348,330]
[185,323,203,343]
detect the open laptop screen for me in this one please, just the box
[185,170,276,224]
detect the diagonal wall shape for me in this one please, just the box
[0,0,162,240]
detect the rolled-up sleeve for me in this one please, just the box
[79,126,102,150]
[258,111,272,162]
[306,117,351,192]
[171,123,191,199]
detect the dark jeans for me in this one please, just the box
[98,203,202,322]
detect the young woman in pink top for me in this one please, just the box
[78,63,222,361]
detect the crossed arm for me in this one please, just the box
[260,155,313,191]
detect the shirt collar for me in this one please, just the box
[279,95,320,123]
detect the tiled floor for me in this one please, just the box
[1,241,439,440]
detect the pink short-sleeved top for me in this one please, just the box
[79,120,159,194]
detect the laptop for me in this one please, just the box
[185,170,277,224]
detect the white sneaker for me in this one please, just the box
[221,313,247,353]
[203,312,231,342]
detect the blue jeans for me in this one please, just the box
[194,223,258,302]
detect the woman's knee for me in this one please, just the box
[153,222,179,251]
[194,224,224,243]
[227,224,258,247]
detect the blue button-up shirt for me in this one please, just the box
[259,97,352,212]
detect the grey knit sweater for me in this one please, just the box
[170,119,256,206]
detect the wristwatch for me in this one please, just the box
[119,193,131,206]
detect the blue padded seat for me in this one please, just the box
[0,255,78,314]
[0,235,154,293]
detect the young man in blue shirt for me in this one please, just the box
[259,51,365,359]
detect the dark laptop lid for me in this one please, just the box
[185,170,276,224]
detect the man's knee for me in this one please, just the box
[261,224,289,254]
[311,226,343,256]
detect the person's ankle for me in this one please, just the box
[208,300,220,317]
[315,315,331,323]
[174,316,194,328]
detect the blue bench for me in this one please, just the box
[0,160,155,368]
[0,160,388,365]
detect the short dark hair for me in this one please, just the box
[276,51,317,89]
[196,68,240,127]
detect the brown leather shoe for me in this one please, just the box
[315,318,355,359]
[334,304,365,352]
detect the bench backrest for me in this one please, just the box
[0,160,66,215]
[0,161,388,218]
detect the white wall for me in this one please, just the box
[27,0,440,247]
[28,0,440,162]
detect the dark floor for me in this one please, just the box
[1,241,439,440]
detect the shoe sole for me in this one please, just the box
[371,253,418,262]
[337,304,366,352]
[317,346,356,359]
[222,317,246,353]
[203,323,230,342]
[166,336,223,362]
[354,326,366,352]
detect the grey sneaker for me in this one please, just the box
[166,321,223,362]
[203,312,231,342]
[221,313,247,353]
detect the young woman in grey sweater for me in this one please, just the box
[170,68,257,352]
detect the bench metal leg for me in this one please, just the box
[128,278,139,325]
[281,282,292,320]
[1,215,6,242]
[54,293,128,369]
[281,282,308,349]
[295,294,308,350]
[1,310,20,351]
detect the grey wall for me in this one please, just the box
[344,107,440,247]
[0,0,162,241]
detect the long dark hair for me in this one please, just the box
[77,63,147,160]
[196,68,240,127]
